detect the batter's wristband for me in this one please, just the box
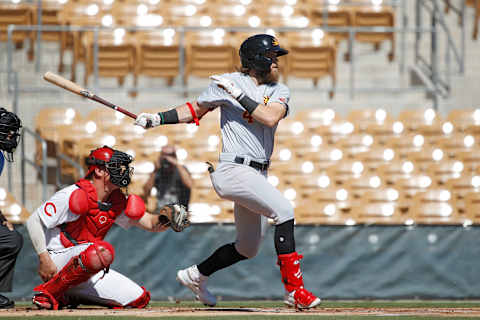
[238,94,259,115]
[187,102,199,126]
[158,109,179,124]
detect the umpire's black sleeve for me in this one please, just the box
[0,225,23,292]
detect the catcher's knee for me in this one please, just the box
[125,287,150,308]
[80,241,115,272]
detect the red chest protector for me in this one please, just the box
[60,179,127,248]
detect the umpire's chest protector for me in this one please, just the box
[60,179,127,247]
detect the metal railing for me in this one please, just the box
[56,153,84,189]
[21,126,47,203]
[413,0,466,108]
[6,24,434,97]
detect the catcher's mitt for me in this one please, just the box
[157,204,190,232]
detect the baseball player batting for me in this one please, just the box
[25,146,188,309]
[135,34,320,309]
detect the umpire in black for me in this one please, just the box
[0,107,24,308]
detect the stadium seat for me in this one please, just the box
[275,118,306,146]
[377,160,416,186]
[261,3,310,28]
[58,1,113,82]
[308,2,353,46]
[385,133,425,159]
[85,108,127,131]
[300,145,343,172]
[354,146,396,172]
[269,160,317,186]
[112,1,164,26]
[314,120,356,145]
[397,173,433,213]
[295,198,354,225]
[344,173,383,199]
[465,191,480,224]
[129,159,155,196]
[181,135,220,162]
[351,188,404,225]
[184,30,235,84]
[294,108,339,133]
[291,173,332,200]
[326,159,365,186]
[446,173,480,215]
[163,2,210,26]
[346,108,392,132]
[0,2,34,60]
[406,147,445,172]
[83,30,135,86]
[134,31,180,87]
[337,133,375,159]
[426,159,465,187]
[397,108,441,133]
[365,120,404,146]
[211,3,258,28]
[446,108,480,133]
[457,150,480,172]
[283,31,336,97]
[35,107,83,173]
[58,120,103,170]
[0,188,30,224]
[353,5,395,62]
[270,146,294,164]
[411,189,463,225]
[307,185,353,214]
[130,131,169,161]
[436,134,476,159]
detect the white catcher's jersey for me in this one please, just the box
[32,184,131,251]
[198,72,290,160]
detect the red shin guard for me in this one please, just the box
[33,241,114,310]
[125,286,151,308]
[277,252,304,293]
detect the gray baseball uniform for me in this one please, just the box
[198,72,294,258]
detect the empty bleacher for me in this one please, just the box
[29,106,480,226]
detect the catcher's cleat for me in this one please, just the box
[283,287,321,309]
[32,292,58,310]
[176,265,217,307]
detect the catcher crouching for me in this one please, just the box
[25,146,189,310]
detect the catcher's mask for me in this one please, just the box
[0,107,22,162]
[85,146,133,187]
[239,34,288,73]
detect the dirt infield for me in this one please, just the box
[3,306,480,317]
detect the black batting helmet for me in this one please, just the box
[0,107,22,162]
[239,34,288,72]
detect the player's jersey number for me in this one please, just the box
[242,111,254,123]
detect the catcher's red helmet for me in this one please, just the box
[85,146,133,187]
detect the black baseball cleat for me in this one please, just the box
[0,294,14,309]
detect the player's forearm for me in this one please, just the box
[133,212,167,232]
[25,214,48,255]
[176,165,193,189]
[162,102,209,124]
[251,104,285,128]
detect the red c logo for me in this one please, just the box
[99,216,107,224]
[44,202,56,217]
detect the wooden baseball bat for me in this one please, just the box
[43,71,138,120]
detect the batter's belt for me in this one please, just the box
[220,153,270,171]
